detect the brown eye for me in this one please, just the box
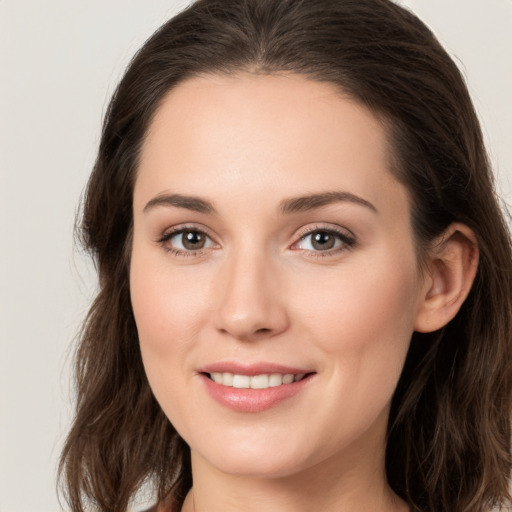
[161,228,216,253]
[181,230,206,250]
[294,228,355,254]
[311,231,336,250]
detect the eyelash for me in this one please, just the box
[157,224,356,258]
[292,225,356,258]
[157,225,216,257]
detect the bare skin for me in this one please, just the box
[131,73,478,512]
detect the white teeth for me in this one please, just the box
[222,372,233,386]
[282,374,294,384]
[209,372,306,389]
[269,373,283,387]
[232,374,251,388]
[250,374,269,389]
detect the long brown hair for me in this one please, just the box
[59,1,512,511]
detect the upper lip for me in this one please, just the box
[198,361,314,376]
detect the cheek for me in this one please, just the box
[129,246,212,399]
[290,251,420,447]
[298,248,420,378]
[129,250,215,429]
[130,254,207,347]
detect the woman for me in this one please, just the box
[59,0,512,511]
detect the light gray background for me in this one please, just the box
[1,1,511,511]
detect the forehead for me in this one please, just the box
[135,72,407,216]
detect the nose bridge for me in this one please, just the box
[214,239,288,340]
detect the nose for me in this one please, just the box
[213,249,289,342]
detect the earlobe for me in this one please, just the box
[414,223,479,333]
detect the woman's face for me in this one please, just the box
[130,73,427,478]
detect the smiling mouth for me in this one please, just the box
[204,372,311,389]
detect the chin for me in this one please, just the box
[190,431,324,479]
[204,453,309,479]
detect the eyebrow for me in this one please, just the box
[143,191,377,215]
[143,193,216,214]
[279,191,377,214]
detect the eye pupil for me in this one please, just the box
[183,230,205,250]
[312,231,335,250]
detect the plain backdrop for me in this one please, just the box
[0,1,511,511]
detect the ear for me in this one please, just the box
[414,223,479,333]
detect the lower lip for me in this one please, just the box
[201,374,313,413]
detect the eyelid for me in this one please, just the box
[156,222,356,258]
[157,223,220,256]
[294,223,355,241]
[290,224,356,255]
[158,223,217,241]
